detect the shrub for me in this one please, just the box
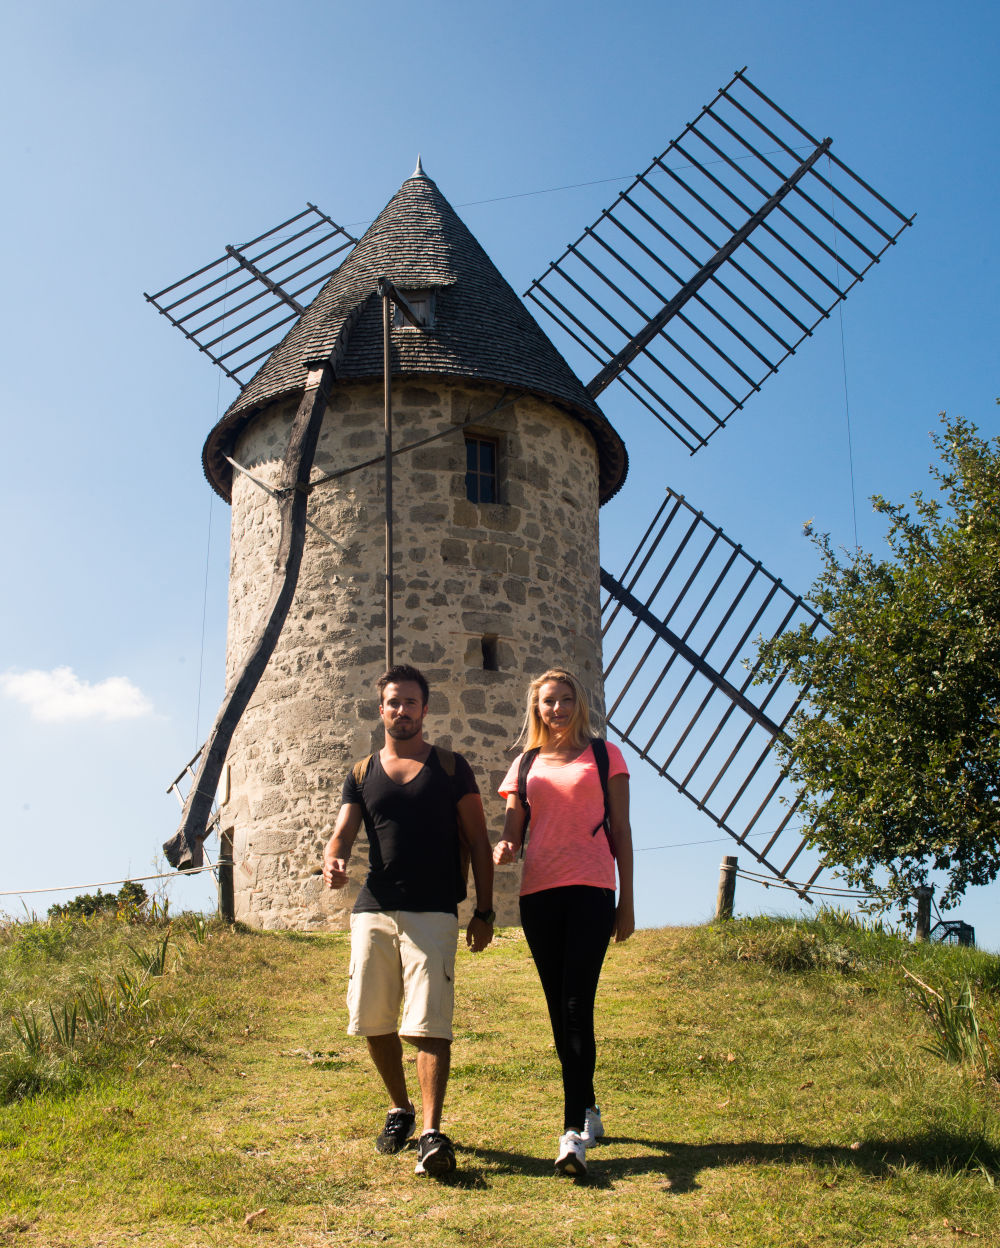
[47,882,149,923]
[707,908,907,974]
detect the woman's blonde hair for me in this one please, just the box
[514,668,595,752]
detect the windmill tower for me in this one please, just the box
[151,71,912,926]
[192,161,626,928]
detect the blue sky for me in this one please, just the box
[1,0,997,946]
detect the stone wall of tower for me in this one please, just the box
[218,380,605,930]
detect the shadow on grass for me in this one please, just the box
[456,1130,1000,1190]
[581,1131,1000,1191]
[453,1144,561,1186]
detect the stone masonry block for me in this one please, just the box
[399,387,441,408]
[440,538,469,565]
[451,500,480,528]
[471,541,507,573]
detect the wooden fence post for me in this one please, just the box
[218,829,235,924]
[716,856,738,920]
[914,885,934,942]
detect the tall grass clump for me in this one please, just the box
[0,902,190,1105]
[905,967,998,1081]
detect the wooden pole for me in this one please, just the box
[218,829,234,923]
[383,290,394,670]
[716,855,738,920]
[914,885,934,942]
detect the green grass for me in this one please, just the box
[1,911,999,1246]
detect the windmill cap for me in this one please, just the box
[203,169,627,502]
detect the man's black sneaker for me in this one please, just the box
[414,1130,456,1176]
[375,1107,416,1154]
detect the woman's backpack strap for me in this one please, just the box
[589,738,616,857]
[516,747,541,859]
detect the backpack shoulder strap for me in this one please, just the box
[516,747,540,810]
[351,753,375,788]
[592,738,610,806]
[516,747,541,859]
[589,738,615,855]
[432,745,457,777]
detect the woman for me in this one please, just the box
[494,669,634,1179]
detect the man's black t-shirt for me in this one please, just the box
[342,746,479,916]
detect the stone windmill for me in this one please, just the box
[150,71,912,928]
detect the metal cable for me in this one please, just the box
[0,863,230,899]
[736,867,874,899]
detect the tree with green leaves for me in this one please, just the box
[758,411,1000,916]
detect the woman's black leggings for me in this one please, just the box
[519,884,616,1133]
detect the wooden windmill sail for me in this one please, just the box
[523,69,911,891]
[148,70,912,907]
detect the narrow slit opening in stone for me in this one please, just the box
[481,635,499,671]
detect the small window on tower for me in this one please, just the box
[465,434,499,504]
[481,636,499,671]
[393,290,435,329]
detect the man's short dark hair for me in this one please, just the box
[377,664,430,707]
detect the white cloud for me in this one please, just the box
[0,666,154,724]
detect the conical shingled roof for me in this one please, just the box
[202,166,627,502]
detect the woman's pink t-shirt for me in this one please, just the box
[499,741,629,896]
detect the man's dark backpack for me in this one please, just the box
[515,738,615,859]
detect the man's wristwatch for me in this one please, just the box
[473,907,496,925]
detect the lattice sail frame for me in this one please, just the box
[145,205,357,386]
[601,490,830,890]
[526,69,914,452]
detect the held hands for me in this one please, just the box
[493,840,518,865]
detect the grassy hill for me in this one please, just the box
[1,908,999,1247]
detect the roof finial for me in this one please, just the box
[412,154,426,179]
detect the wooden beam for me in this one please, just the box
[162,362,334,870]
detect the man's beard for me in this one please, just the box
[385,719,421,740]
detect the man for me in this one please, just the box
[322,664,495,1177]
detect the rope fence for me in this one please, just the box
[713,858,969,946]
[1,857,868,904]
[0,862,228,899]
[635,831,774,853]
[1,826,766,900]
[6,855,959,945]
[713,852,884,921]
[3,851,931,938]
[736,867,875,901]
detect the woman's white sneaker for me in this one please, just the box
[555,1130,587,1178]
[580,1105,604,1147]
